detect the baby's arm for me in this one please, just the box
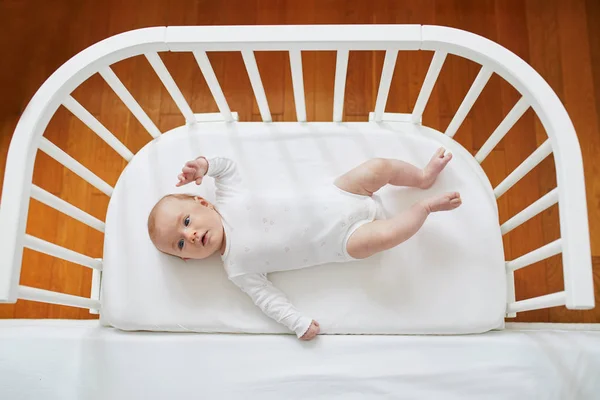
[230,273,318,340]
[204,157,240,187]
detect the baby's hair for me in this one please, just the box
[147,193,202,246]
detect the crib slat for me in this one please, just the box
[506,269,517,318]
[333,49,349,122]
[289,50,307,122]
[193,51,234,122]
[494,139,552,198]
[501,188,558,235]
[23,234,103,270]
[38,137,114,197]
[506,239,562,272]
[18,285,100,310]
[506,291,566,314]
[98,66,161,139]
[145,52,195,124]
[475,97,530,163]
[30,185,105,233]
[444,66,493,138]
[373,50,399,122]
[89,268,101,314]
[241,50,271,122]
[63,95,134,162]
[412,51,447,123]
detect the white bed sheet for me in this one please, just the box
[1,321,600,400]
[101,122,506,334]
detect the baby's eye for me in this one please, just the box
[178,239,185,250]
[184,216,190,227]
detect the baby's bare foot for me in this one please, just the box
[421,147,452,189]
[425,192,462,212]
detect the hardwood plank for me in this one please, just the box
[549,0,600,322]
[555,0,600,257]
[588,0,600,159]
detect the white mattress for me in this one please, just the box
[2,321,600,399]
[101,121,506,334]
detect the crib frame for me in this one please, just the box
[0,25,594,319]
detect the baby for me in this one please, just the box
[147,149,461,341]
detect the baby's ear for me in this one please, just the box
[194,196,210,207]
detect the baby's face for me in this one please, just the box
[152,196,224,260]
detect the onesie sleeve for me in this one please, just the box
[205,157,241,202]
[230,273,313,338]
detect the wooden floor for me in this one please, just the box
[0,0,599,323]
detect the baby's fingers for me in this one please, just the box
[182,166,196,174]
[185,160,201,170]
[176,173,190,187]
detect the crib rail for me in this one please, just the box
[0,25,593,317]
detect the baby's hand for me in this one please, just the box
[176,156,209,187]
[300,320,320,341]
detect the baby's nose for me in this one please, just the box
[186,230,197,243]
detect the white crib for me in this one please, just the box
[0,25,594,322]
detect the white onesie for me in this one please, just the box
[206,157,378,337]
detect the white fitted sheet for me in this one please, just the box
[101,122,506,334]
[2,321,600,399]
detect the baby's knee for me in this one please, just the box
[364,158,391,182]
[366,158,390,173]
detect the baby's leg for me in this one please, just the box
[346,192,462,259]
[334,148,452,196]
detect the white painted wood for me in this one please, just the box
[444,66,493,138]
[98,66,161,139]
[506,269,516,318]
[501,188,558,235]
[145,52,195,123]
[23,234,103,270]
[505,322,600,331]
[289,50,307,122]
[90,267,101,314]
[18,285,100,310]
[193,51,234,122]
[373,50,399,122]
[368,112,414,123]
[422,25,593,309]
[507,291,566,314]
[412,51,447,123]
[333,50,349,122]
[0,27,167,303]
[38,137,113,197]
[475,97,530,163]
[241,50,271,122]
[166,25,422,51]
[62,95,134,161]
[0,25,594,315]
[30,185,105,233]
[195,112,239,122]
[506,239,562,272]
[494,139,552,198]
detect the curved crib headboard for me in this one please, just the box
[0,25,594,316]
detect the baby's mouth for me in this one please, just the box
[201,232,208,246]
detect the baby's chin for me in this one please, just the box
[181,250,219,261]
